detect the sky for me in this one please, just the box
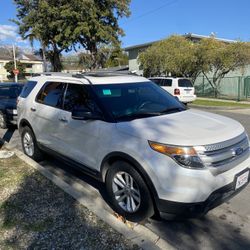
[1,0,250,50]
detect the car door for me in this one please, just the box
[30,81,66,149]
[55,83,104,169]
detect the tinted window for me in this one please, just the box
[0,85,23,99]
[92,82,185,121]
[20,81,37,98]
[150,79,161,85]
[178,79,193,87]
[63,84,101,113]
[36,82,65,108]
[161,79,172,87]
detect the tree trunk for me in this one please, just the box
[41,43,47,72]
[50,45,62,72]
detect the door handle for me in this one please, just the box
[30,107,36,112]
[59,117,68,123]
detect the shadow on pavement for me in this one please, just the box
[0,127,16,149]
[146,214,250,250]
[1,170,137,249]
[38,156,250,250]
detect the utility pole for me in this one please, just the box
[12,44,18,83]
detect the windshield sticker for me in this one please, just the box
[103,89,112,95]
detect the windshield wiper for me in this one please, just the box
[116,112,161,121]
[159,107,185,114]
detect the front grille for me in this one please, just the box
[195,133,250,174]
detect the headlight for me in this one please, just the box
[148,141,204,169]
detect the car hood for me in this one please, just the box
[0,98,17,109]
[115,109,245,146]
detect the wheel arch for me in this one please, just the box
[100,152,159,207]
[18,119,35,136]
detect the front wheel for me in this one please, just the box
[21,126,43,161]
[106,161,154,222]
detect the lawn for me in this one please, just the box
[192,99,250,108]
[0,152,138,250]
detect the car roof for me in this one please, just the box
[28,72,150,85]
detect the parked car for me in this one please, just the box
[0,83,23,129]
[17,72,249,222]
[149,77,196,104]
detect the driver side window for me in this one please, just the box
[63,83,101,113]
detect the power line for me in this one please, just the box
[124,0,178,23]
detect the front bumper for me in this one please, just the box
[156,169,250,219]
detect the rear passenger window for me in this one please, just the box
[20,81,37,98]
[161,79,172,86]
[36,82,65,108]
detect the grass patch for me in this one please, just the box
[0,152,138,249]
[0,156,33,189]
[192,99,250,108]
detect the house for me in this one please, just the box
[0,53,43,81]
[124,33,237,76]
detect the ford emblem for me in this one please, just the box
[234,147,244,156]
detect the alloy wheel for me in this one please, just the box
[112,171,141,213]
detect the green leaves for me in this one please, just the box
[4,61,26,79]
[139,35,250,93]
[139,35,201,82]
[13,0,131,71]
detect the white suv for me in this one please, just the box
[17,72,250,222]
[149,77,196,103]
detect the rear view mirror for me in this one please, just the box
[72,107,102,120]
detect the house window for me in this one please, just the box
[0,63,3,69]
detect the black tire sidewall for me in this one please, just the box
[21,126,43,161]
[106,161,154,222]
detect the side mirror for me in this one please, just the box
[72,107,102,120]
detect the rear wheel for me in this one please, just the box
[21,126,43,161]
[106,161,154,222]
[0,111,7,129]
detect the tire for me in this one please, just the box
[0,111,7,129]
[21,126,43,161]
[106,161,154,222]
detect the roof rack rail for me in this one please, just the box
[82,70,136,77]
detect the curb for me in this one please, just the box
[2,142,174,250]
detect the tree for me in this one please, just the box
[13,0,130,71]
[138,36,201,83]
[78,45,128,70]
[197,38,250,97]
[4,61,26,79]
[104,47,128,68]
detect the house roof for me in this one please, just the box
[20,53,42,61]
[0,55,12,61]
[124,33,237,51]
[0,52,42,62]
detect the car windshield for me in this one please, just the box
[178,79,193,87]
[0,85,23,99]
[91,82,186,121]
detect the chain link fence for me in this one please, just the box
[194,76,250,101]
